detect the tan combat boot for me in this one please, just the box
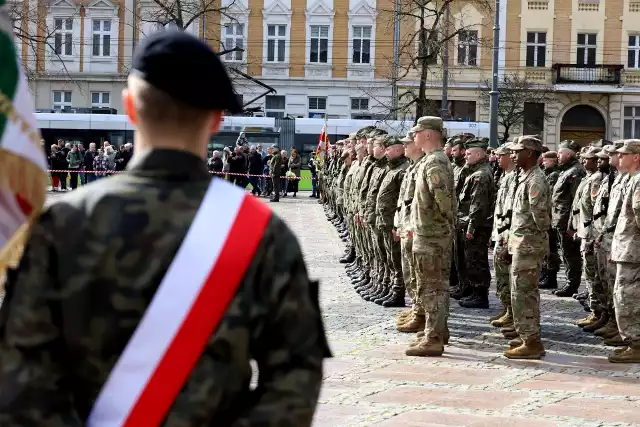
[405,336,444,357]
[508,338,546,355]
[411,328,450,345]
[576,312,597,327]
[396,309,414,326]
[603,334,629,347]
[491,308,513,328]
[504,336,546,359]
[608,343,640,363]
[397,314,425,333]
[594,317,618,337]
[583,312,609,333]
[603,328,621,339]
[489,306,508,323]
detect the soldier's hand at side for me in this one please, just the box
[465,233,474,240]
[392,229,399,242]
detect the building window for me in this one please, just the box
[308,96,327,118]
[309,25,329,63]
[52,91,72,110]
[523,102,545,135]
[577,33,596,65]
[265,95,285,118]
[267,24,286,62]
[526,32,546,67]
[352,26,371,64]
[351,97,369,111]
[91,92,110,108]
[53,18,73,56]
[628,35,640,69]
[624,106,640,139]
[457,30,478,66]
[447,100,476,121]
[224,23,245,61]
[92,19,111,56]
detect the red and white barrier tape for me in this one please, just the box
[46,170,318,180]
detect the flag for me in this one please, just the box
[316,119,330,162]
[235,131,247,147]
[0,0,48,273]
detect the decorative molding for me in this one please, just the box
[262,0,292,18]
[347,0,377,19]
[305,0,335,18]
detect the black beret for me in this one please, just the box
[132,29,242,113]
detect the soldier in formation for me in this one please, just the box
[321,119,640,362]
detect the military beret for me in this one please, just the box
[511,135,544,152]
[494,143,512,155]
[581,146,601,159]
[558,140,581,152]
[401,131,415,144]
[464,137,489,150]
[450,133,474,147]
[132,29,241,113]
[542,150,558,159]
[617,139,640,155]
[411,116,443,133]
[540,145,550,153]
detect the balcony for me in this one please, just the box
[552,64,623,85]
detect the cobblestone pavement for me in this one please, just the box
[47,192,640,426]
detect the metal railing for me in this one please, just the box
[552,64,623,84]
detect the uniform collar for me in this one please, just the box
[126,149,210,181]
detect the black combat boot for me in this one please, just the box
[553,282,580,297]
[451,284,473,300]
[381,289,406,307]
[539,273,558,289]
[458,287,490,309]
[340,248,356,264]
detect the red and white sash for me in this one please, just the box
[87,178,271,427]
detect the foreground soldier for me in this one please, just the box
[406,117,455,357]
[505,136,550,359]
[0,31,330,425]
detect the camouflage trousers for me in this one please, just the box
[510,252,543,341]
[356,220,371,268]
[383,228,404,293]
[369,225,389,285]
[581,239,606,313]
[614,262,640,343]
[401,234,423,315]
[557,230,583,287]
[413,236,452,339]
[596,234,616,314]
[493,236,511,306]
[460,227,492,289]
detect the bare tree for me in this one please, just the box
[363,0,493,125]
[477,72,555,143]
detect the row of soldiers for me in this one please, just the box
[319,117,640,363]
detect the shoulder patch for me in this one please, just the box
[530,183,543,199]
[634,186,640,205]
[432,173,440,185]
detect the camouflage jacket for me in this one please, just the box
[508,165,551,255]
[394,155,425,236]
[552,158,586,230]
[569,170,603,240]
[603,172,630,235]
[492,168,517,241]
[612,172,640,263]
[453,160,468,197]
[357,156,377,216]
[343,159,361,213]
[0,150,330,427]
[375,156,409,230]
[364,157,389,225]
[544,165,560,189]
[349,156,373,214]
[335,163,350,204]
[411,148,456,248]
[457,158,496,235]
[593,170,615,234]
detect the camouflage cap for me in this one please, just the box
[411,116,443,133]
[616,139,640,154]
[590,139,612,148]
[511,135,544,152]
[356,126,376,139]
[558,140,580,152]
[367,128,388,139]
[348,132,358,140]
[581,146,601,159]
[597,145,615,158]
[540,145,550,153]
[335,139,344,146]
[401,131,415,144]
[381,135,403,148]
[542,150,558,159]
[494,143,512,155]
[464,137,489,150]
[613,140,625,150]
[450,133,473,147]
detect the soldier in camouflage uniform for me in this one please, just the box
[374,136,409,307]
[395,131,427,331]
[0,31,330,425]
[593,143,627,345]
[505,136,551,359]
[551,140,586,297]
[340,134,363,264]
[404,117,455,357]
[455,138,496,309]
[490,142,518,329]
[334,147,353,245]
[609,139,640,363]
[360,135,390,302]
[540,151,561,289]
[569,146,606,329]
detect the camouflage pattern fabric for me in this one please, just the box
[493,169,517,305]
[401,235,422,315]
[614,263,640,343]
[0,150,330,426]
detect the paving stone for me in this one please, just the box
[536,397,640,424]
[374,411,561,427]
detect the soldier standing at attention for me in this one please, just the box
[551,140,586,297]
[0,31,330,425]
[609,139,640,363]
[490,143,517,329]
[395,131,426,332]
[506,136,551,359]
[456,138,496,309]
[406,117,455,357]
[374,136,409,307]
[540,151,561,289]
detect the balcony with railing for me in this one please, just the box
[552,64,623,85]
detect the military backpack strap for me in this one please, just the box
[87,178,272,427]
